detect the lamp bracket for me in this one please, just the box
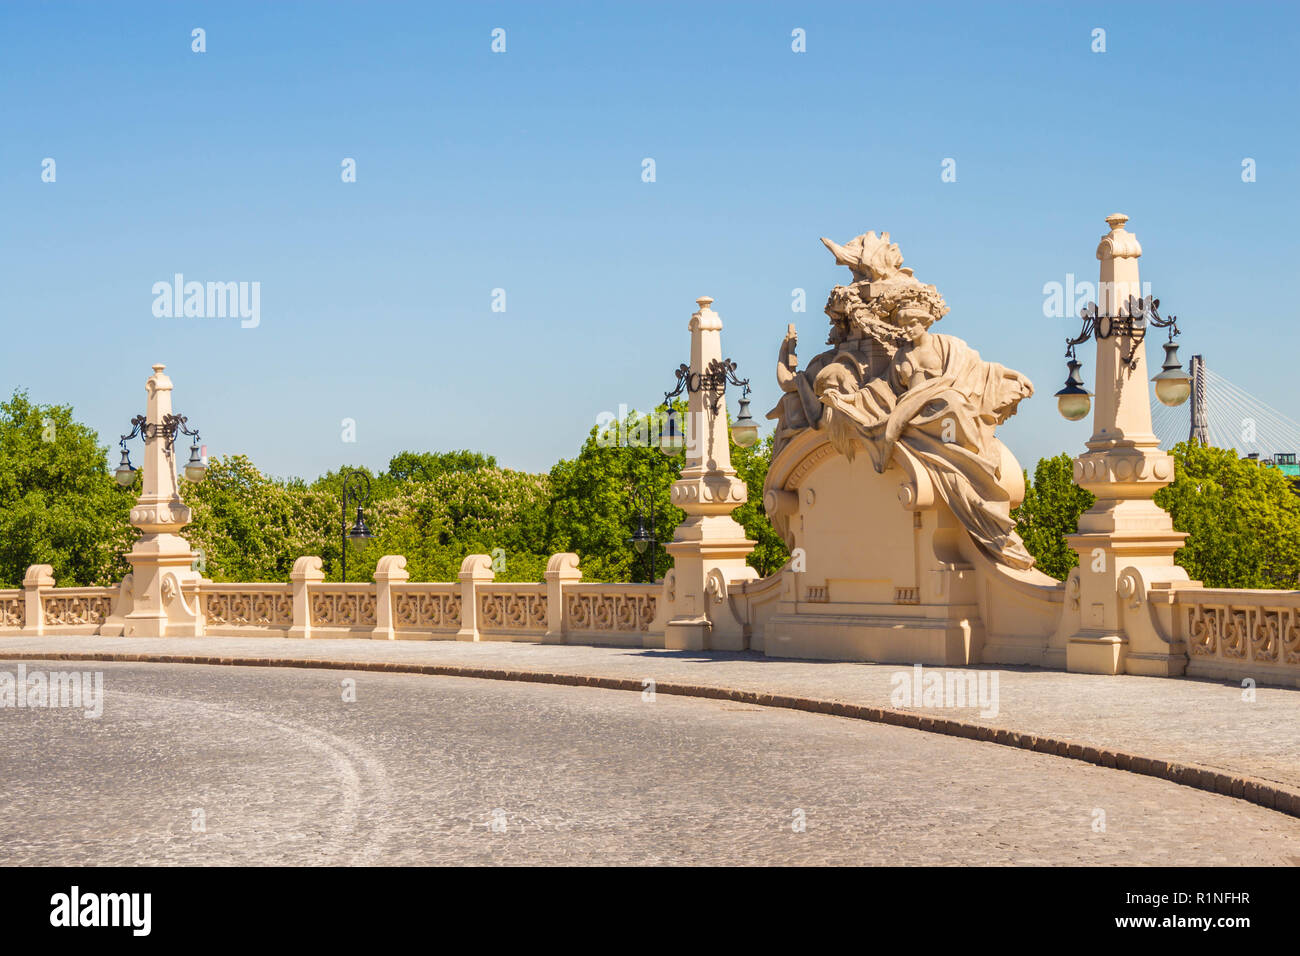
[120,412,201,456]
[1065,295,1180,371]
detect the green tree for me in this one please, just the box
[361,467,552,583]
[1156,442,1300,588]
[0,391,134,587]
[387,450,498,482]
[545,410,683,583]
[545,407,788,582]
[732,433,790,576]
[1011,453,1095,580]
[184,455,335,582]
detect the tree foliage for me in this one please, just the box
[732,433,790,577]
[1012,453,1095,580]
[0,392,134,587]
[544,410,684,583]
[1156,441,1300,589]
[1013,444,1300,589]
[184,455,335,582]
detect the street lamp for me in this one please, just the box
[340,469,374,582]
[1055,294,1190,420]
[116,412,206,487]
[626,485,659,582]
[659,357,757,456]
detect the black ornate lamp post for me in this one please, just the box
[626,485,659,582]
[115,412,206,486]
[658,357,758,456]
[340,469,374,582]
[1055,294,1191,420]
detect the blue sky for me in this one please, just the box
[3,1,1298,479]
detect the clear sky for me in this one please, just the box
[3,1,1297,479]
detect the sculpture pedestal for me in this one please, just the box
[120,527,204,638]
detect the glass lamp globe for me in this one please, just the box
[1152,342,1192,407]
[183,442,208,482]
[1057,391,1092,422]
[114,448,136,487]
[659,410,685,457]
[1054,358,1092,422]
[347,509,373,548]
[730,397,759,448]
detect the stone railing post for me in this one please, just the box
[372,555,410,640]
[543,553,581,644]
[21,564,54,637]
[456,554,495,641]
[288,556,324,639]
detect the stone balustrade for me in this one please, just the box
[5,557,1300,687]
[1173,588,1300,686]
[0,554,667,647]
[563,583,659,647]
[202,583,294,636]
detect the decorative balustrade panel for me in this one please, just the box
[309,586,378,628]
[565,585,658,634]
[478,586,547,633]
[0,590,23,629]
[392,585,462,633]
[203,586,293,628]
[43,589,115,627]
[1179,591,1300,677]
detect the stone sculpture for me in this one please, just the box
[768,231,1036,569]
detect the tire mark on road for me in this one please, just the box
[111,689,394,865]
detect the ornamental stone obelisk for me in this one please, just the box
[1064,216,1190,675]
[660,297,757,651]
[119,364,206,638]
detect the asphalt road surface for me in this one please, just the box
[2,661,1297,866]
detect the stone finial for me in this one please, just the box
[545,552,581,577]
[373,554,410,582]
[458,553,495,581]
[291,555,325,582]
[23,564,55,588]
[696,296,714,310]
[1097,212,1141,260]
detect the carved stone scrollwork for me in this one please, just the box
[391,589,461,630]
[43,593,114,627]
[1284,611,1300,665]
[1253,609,1281,664]
[1185,601,1298,666]
[565,590,658,633]
[1187,604,1218,657]
[1222,608,1249,659]
[1117,569,1143,609]
[310,590,378,627]
[204,590,293,627]
[479,590,547,630]
[0,595,23,628]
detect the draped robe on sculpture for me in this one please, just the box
[813,333,1036,570]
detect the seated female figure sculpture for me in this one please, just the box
[769,231,1036,570]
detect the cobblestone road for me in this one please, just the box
[2,661,1297,865]
[5,635,1297,790]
